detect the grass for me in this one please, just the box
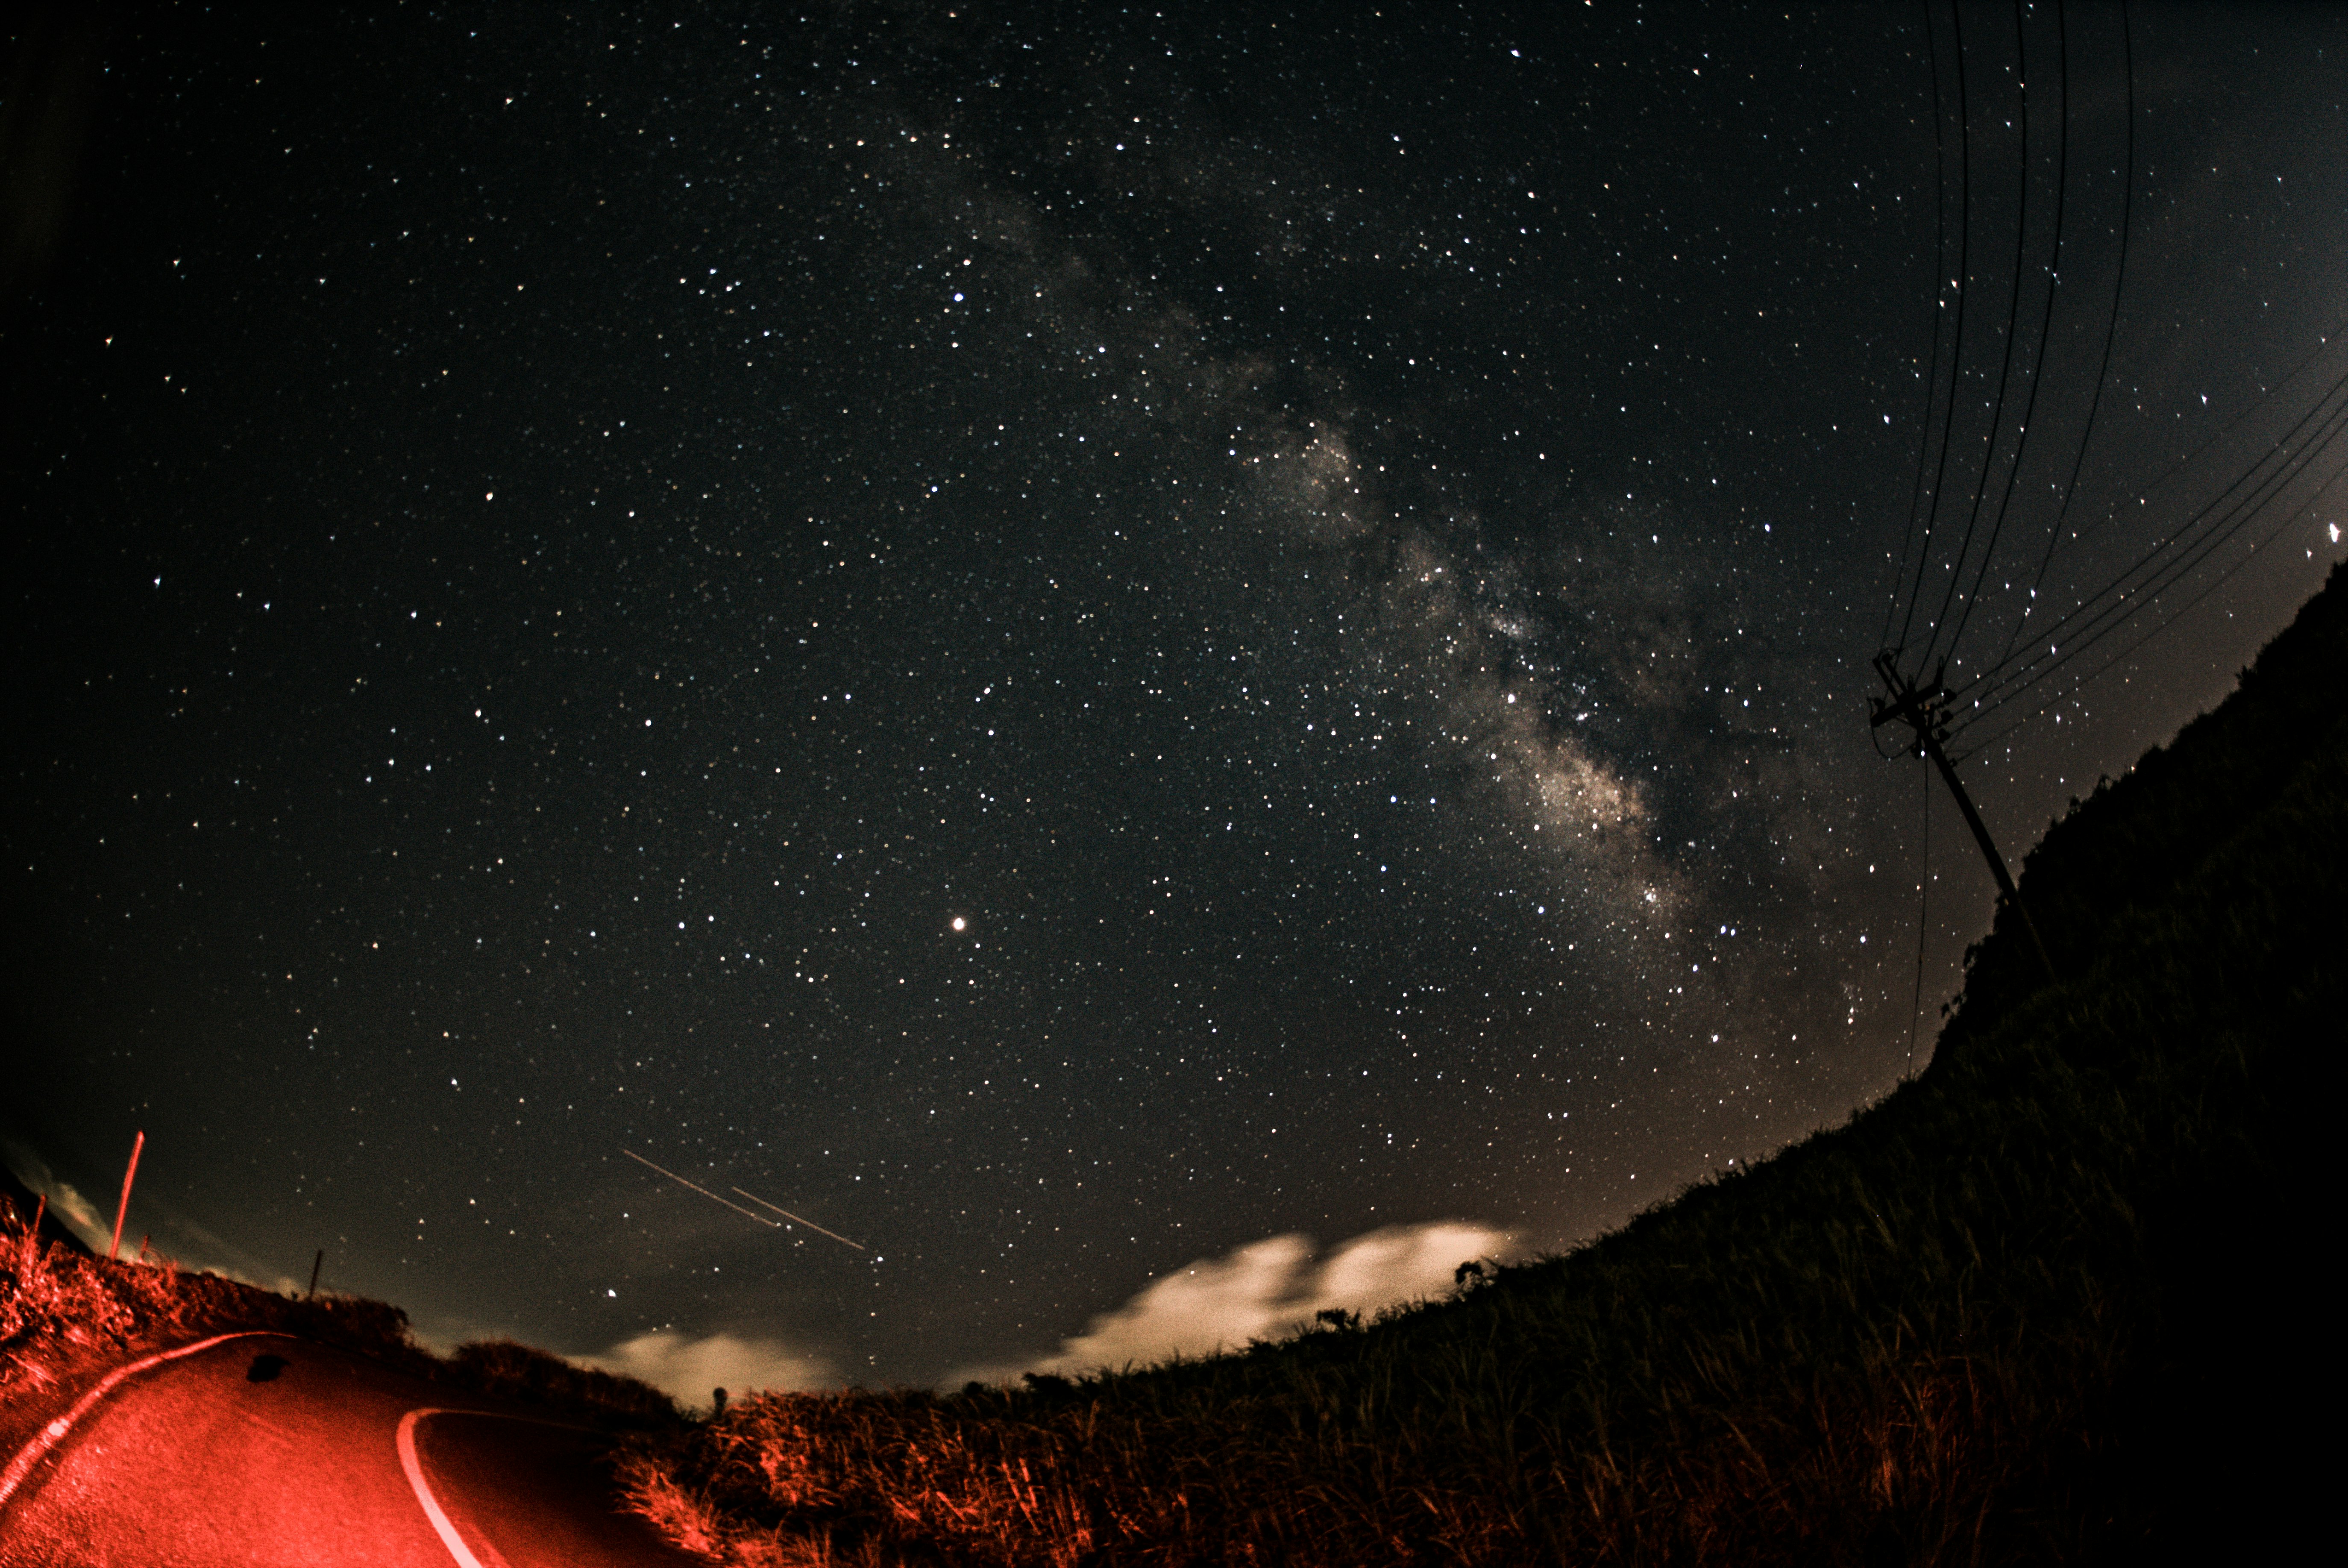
[8,565,2331,1559]
[0,1203,679,1438]
[607,562,2343,1567]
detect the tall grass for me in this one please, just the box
[613,567,2343,1566]
[0,1208,430,1398]
[0,1206,678,1429]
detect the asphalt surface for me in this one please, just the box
[0,1334,700,1566]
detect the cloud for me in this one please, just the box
[957,1221,1514,1385]
[1,1136,113,1251]
[2,1135,308,1283]
[588,1330,837,1405]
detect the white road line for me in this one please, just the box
[0,1330,291,1509]
[398,1409,493,1568]
[398,1407,593,1568]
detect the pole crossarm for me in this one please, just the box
[1871,650,2057,981]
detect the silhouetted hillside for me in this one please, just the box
[1941,555,2344,1047]
[610,563,2342,1566]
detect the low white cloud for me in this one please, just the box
[2,1137,112,1251]
[39,1180,109,1251]
[589,1330,837,1405]
[960,1221,1514,1385]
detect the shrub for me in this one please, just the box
[445,1337,678,1425]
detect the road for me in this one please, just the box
[0,1333,701,1567]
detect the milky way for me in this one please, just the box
[8,3,2341,1389]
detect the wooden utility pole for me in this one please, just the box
[308,1249,324,1300]
[108,1130,144,1262]
[1870,653,2057,982]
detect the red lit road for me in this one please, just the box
[0,1333,699,1567]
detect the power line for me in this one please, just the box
[1946,420,2348,761]
[1944,360,2348,723]
[1949,392,2348,731]
[1927,0,2044,671]
[1949,346,2348,706]
[1996,322,2348,597]
[1869,0,2334,935]
[1896,0,1975,658]
[1943,0,2078,666]
[1993,0,2131,678]
[1884,0,1959,653]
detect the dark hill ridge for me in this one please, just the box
[1939,552,2346,1053]
[611,561,2343,1565]
[10,569,2332,1564]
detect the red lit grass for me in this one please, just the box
[0,1211,423,1401]
[0,1207,676,1440]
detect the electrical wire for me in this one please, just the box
[1947,389,2348,733]
[1928,0,2044,669]
[1945,361,2348,721]
[1884,0,1958,655]
[1949,439,2348,765]
[1946,401,2348,750]
[1886,5,1956,653]
[2028,323,2348,564]
[1896,0,1974,658]
[1993,0,2130,677]
[1949,332,2348,712]
[1952,402,2348,743]
[1952,349,2348,705]
[1943,0,2078,664]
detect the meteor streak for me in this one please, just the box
[731,1187,867,1251]
[622,1149,778,1227]
[619,1150,868,1251]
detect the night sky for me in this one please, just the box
[7,3,2342,1394]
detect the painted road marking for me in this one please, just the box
[0,1330,291,1509]
[397,1409,496,1568]
[398,1407,594,1568]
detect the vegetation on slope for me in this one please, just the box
[609,564,2343,1566]
[0,1196,680,1451]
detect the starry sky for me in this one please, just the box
[6,3,2342,1391]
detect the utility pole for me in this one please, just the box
[1871,652,2057,982]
